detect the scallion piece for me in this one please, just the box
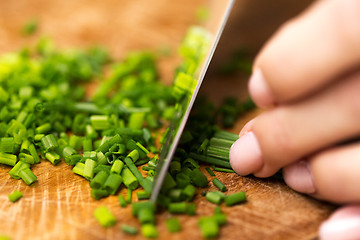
[121,224,138,235]
[126,188,132,204]
[118,195,127,207]
[182,184,196,200]
[166,218,181,233]
[91,188,109,200]
[8,190,23,202]
[72,162,85,177]
[212,178,227,192]
[90,171,109,189]
[41,134,58,151]
[0,152,17,166]
[212,166,235,173]
[205,167,215,177]
[45,151,61,165]
[9,161,30,179]
[190,168,208,188]
[141,224,158,238]
[138,207,155,224]
[110,159,124,174]
[104,173,123,195]
[137,191,150,200]
[90,115,110,130]
[19,168,37,185]
[198,217,219,239]
[168,202,188,214]
[93,206,117,227]
[225,191,247,206]
[121,167,139,190]
[205,191,223,205]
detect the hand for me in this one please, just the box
[229,1,360,239]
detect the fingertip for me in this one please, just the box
[283,161,316,194]
[248,69,275,108]
[229,131,263,176]
[319,205,360,240]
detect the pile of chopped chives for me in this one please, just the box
[0,26,253,239]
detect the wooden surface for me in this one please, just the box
[0,0,335,239]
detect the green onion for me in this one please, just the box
[190,168,208,188]
[8,190,23,202]
[189,152,232,169]
[212,178,227,192]
[45,151,61,165]
[212,166,235,173]
[205,191,224,205]
[0,152,17,166]
[91,188,109,200]
[72,162,85,176]
[166,218,181,233]
[225,191,247,206]
[9,161,30,179]
[137,191,151,200]
[141,224,158,238]
[41,134,58,151]
[138,207,155,224]
[205,167,215,176]
[131,201,156,217]
[104,173,123,195]
[187,203,196,215]
[198,217,219,239]
[110,159,124,174]
[93,206,117,227]
[90,115,110,130]
[121,224,138,235]
[182,184,196,200]
[168,202,188,214]
[121,167,139,190]
[83,158,96,180]
[118,195,127,207]
[19,168,37,185]
[126,188,132,204]
[90,171,109,189]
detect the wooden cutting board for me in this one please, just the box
[0,0,335,239]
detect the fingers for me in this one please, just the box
[230,70,360,177]
[319,205,360,240]
[283,142,360,203]
[249,0,360,107]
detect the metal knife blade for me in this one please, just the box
[150,0,235,202]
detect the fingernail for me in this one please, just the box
[248,69,274,108]
[319,213,360,240]
[283,161,316,194]
[229,131,263,176]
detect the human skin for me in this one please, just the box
[229,1,360,239]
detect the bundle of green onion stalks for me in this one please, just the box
[0,27,254,239]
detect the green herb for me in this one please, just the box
[93,206,117,227]
[212,178,227,192]
[8,190,23,202]
[121,224,138,235]
[225,191,247,206]
[166,218,181,233]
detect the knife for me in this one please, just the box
[150,0,235,202]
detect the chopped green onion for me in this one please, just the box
[121,224,138,235]
[141,224,158,238]
[104,173,123,195]
[83,158,96,180]
[205,167,215,176]
[198,217,219,239]
[138,207,155,224]
[190,168,208,188]
[93,206,117,227]
[126,188,132,204]
[118,195,127,207]
[19,168,37,185]
[121,167,138,190]
[8,190,23,202]
[182,184,197,200]
[225,191,247,206]
[205,191,224,205]
[9,161,30,179]
[0,152,17,166]
[212,178,227,192]
[166,218,181,233]
[110,159,124,174]
[168,202,188,214]
[90,171,109,189]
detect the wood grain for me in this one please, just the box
[0,0,335,239]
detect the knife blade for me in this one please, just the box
[150,0,235,202]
